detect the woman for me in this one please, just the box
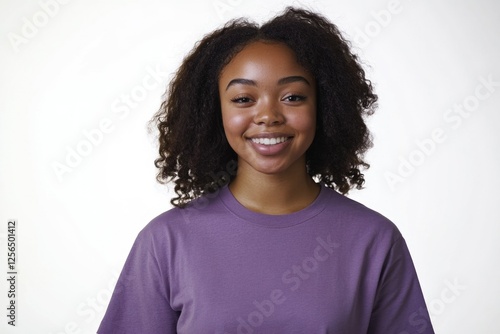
[98,7,434,333]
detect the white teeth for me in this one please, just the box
[251,137,289,145]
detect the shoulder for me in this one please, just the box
[136,191,226,242]
[320,186,402,244]
[138,206,185,238]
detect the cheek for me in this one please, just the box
[222,109,250,139]
[289,110,316,136]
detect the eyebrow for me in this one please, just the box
[225,75,310,91]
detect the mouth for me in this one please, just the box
[246,134,294,156]
[250,136,291,146]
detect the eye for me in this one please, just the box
[230,96,253,104]
[282,95,306,103]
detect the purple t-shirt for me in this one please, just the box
[98,184,434,333]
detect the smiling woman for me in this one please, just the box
[98,7,434,334]
[149,7,379,209]
[219,41,319,213]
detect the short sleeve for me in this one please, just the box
[367,237,434,334]
[97,228,179,333]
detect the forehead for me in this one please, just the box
[219,41,312,82]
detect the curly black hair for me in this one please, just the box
[151,7,377,208]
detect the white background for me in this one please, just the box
[1,0,499,333]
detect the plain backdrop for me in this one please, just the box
[1,0,499,333]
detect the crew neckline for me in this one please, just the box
[217,183,330,228]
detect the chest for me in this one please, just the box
[169,232,375,333]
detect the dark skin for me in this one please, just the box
[218,41,320,215]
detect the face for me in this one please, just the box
[219,41,316,176]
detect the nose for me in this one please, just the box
[253,99,285,126]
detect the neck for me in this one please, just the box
[228,159,320,215]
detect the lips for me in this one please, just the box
[247,133,293,155]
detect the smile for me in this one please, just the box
[250,137,290,146]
